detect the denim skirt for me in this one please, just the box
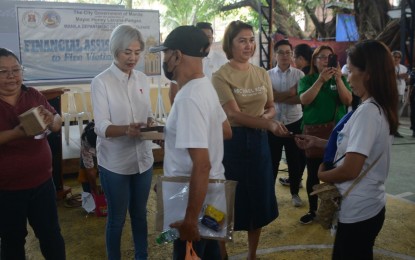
[223,127,278,231]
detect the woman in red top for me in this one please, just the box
[0,48,65,259]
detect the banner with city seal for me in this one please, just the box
[17,7,161,81]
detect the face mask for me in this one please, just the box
[163,53,176,80]
[163,62,174,80]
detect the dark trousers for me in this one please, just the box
[306,158,322,212]
[173,239,221,260]
[0,178,66,260]
[333,207,385,260]
[410,89,415,130]
[268,118,306,195]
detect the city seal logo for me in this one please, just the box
[42,10,61,28]
[22,10,41,28]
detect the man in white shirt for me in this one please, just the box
[196,22,228,79]
[392,50,408,137]
[267,39,306,207]
[150,25,231,259]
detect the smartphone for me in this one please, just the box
[328,54,338,68]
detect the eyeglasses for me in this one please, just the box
[316,55,329,60]
[276,51,293,56]
[0,66,24,78]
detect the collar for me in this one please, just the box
[109,63,130,81]
[276,64,291,73]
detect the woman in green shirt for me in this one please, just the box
[297,45,352,225]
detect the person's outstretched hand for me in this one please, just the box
[268,120,290,137]
[294,134,325,150]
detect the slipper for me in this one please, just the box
[66,193,82,202]
[64,197,82,208]
[72,193,82,202]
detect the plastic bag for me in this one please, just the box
[155,176,237,241]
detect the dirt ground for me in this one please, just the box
[25,169,415,260]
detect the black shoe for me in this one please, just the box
[299,211,316,224]
[279,177,303,188]
[394,132,404,138]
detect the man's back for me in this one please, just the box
[164,77,226,179]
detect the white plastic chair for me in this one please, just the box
[63,88,92,145]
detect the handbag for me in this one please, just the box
[311,153,382,229]
[303,122,335,158]
[303,103,339,158]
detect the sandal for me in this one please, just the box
[64,194,82,208]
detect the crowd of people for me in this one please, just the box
[0,18,412,260]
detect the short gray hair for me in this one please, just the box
[109,24,145,57]
[391,50,402,57]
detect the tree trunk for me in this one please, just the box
[354,0,391,40]
[274,1,304,38]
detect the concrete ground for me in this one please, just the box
[386,117,415,204]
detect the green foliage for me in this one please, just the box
[219,9,260,31]
[153,0,227,30]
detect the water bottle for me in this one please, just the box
[156,228,180,244]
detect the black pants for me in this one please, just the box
[267,118,306,195]
[0,178,66,260]
[410,89,415,130]
[305,157,322,212]
[173,239,221,260]
[333,207,386,260]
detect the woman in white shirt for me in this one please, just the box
[296,40,398,259]
[91,24,155,260]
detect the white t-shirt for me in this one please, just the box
[396,64,408,95]
[164,77,227,180]
[267,65,304,124]
[334,98,393,223]
[202,50,228,80]
[91,63,154,175]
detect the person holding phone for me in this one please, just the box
[297,45,352,224]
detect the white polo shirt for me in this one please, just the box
[202,50,228,80]
[91,63,154,175]
[395,64,408,95]
[267,65,304,124]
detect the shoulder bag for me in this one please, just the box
[311,153,382,229]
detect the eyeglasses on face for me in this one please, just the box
[316,55,329,60]
[0,66,24,78]
[276,50,293,56]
